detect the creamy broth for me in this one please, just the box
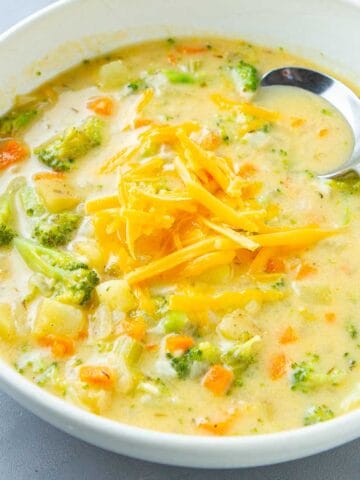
[0,38,359,436]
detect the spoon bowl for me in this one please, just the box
[261,67,360,179]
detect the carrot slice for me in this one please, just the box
[0,139,28,170]
[38,334,75,358]
[165,335,194,353]
[87,96,114,116]
[279,326,298,344]
[202,365,234,396]
[269,353,287,380]
[79,365,116,389]
[295,263,317,280]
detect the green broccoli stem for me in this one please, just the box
[19,186,46,217]
[0,177,26,246]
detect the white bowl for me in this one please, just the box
[0,0,359,468]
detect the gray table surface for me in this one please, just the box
[0,1,359,478]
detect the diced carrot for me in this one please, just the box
[167,53,178,65]
[87,96,114,116]
[319,128,329,138]
[291,117,305,128]
[202,365,234,396]
[0,139,28,170]
[197,416,235,435]
[79,365,116,389]
[176,45,208,54]
[325,312,336,323]
[279,326,298,344]
[295,263,317,280]
[269,353,287,380]
[38,334,75,358]
[165,335,194,353]
[266,257,286,273]
[200,131,221,151]
[238,163,257,177]
[33,171,66,181]
[121,317,147,342]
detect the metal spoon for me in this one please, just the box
[261,67,360,179]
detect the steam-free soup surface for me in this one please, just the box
[0,38,358,436]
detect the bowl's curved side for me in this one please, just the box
[0,0,359,468]
[1,0,360,110]
[0,357,359,468]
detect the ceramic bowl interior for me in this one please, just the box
[0,0,359,468]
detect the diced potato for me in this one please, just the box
[68,385,112,414]
[96,280,137,312]
[73,240,105,271]
[217,309,259,340]
[34,298,86,338]
[0,303,15,341]
[34,176,80,213]
[99,60,130,89]
[90,304,113,341]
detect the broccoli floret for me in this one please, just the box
[0,177,25,246]
[304,405,334,426]
[291,355,342,393]
[14,237,99,305]
[167,347,203,379]
[222,335,261,381]
[33,212,81,247]
[0,108,38,137]
[231,60,259,93]
[19,184,81,246]
[35,116,104,172]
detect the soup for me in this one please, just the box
[0,38,358,436]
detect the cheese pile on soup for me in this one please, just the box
[0,37,358,435]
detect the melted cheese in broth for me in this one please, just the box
[0,38,358,436]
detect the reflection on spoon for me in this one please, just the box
[261,67,360,179]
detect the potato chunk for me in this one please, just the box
[34,298,85,338]
[0,303,15,341]
[34,174,80,213]
[96,280,136,312]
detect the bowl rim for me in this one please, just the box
[0,0,359,467]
